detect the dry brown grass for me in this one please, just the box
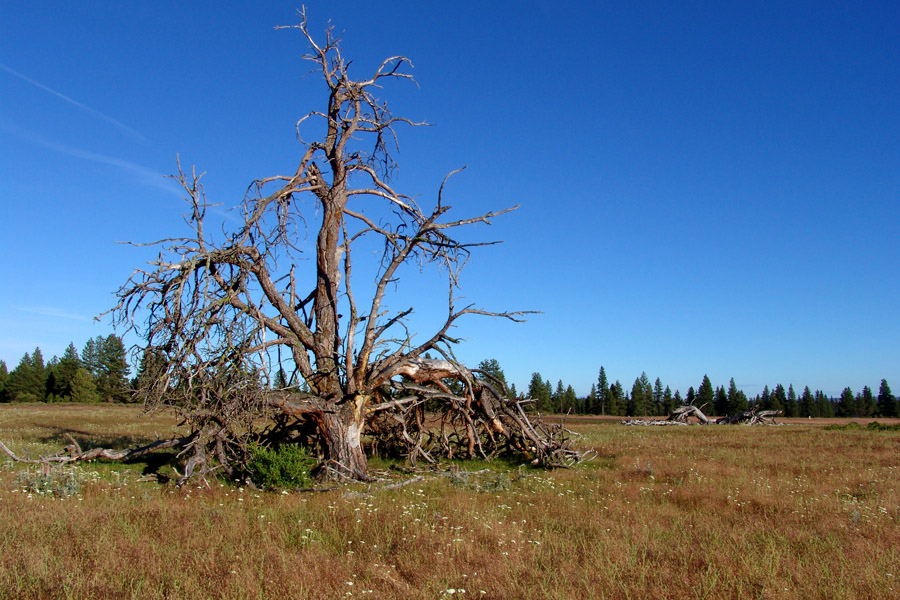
[1,405,898,599]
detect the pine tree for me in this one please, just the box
[44,359,60,402]
[836,387,855,417]
[726,378,748,414]
[274,367,289,389]
[527,372,552,413]
[476,358,516,400]
[597,367,610,415]
[587,383,598,415]
[53,343,82,400]
[877,379,898,417]
[640,373,653,414]
[725,379,737,414]
[618,381,628,416]
[629,376,652,417]
[562,384,578,414]
[697,375,714,412]
[96,335,131,402]
[0,360,8,402]
[69,368,99,403]
[133,347,166,395]
[798,386,816,417]
[714,385,728,416]
[32,348,46,394]
[771,384,786,413]
[609,380,625,416]
[783,384,798,417]
[653,377,664,414]
[686,387,695,406]
[857,386,876,417]
[662,386,675,415]
[815,390,834,418]
[81,337,102,378]
[673,389,683,407]
[476,358,507,388]
[759,385,771,410]
[6,351,47,402]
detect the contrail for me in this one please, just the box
[0,120,181,197]
[15,306,93,322]
[0,62,146,141]
[2,119,244,224]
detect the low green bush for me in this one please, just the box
[247,443,316,490]
[824,421,900,432]
[866,421,900,431]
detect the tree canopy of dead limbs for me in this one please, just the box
[80,9,587,484]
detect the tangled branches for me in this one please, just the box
[365,359,586,468]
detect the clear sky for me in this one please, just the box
[1,1,897,398]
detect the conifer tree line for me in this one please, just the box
[0,335,133,403]
[2,343,897,420]
[523,365,899,419]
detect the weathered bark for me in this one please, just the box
[667,404,711,424]
[314,398,370,480]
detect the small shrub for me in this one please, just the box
[825,421,900,432]
[866,421,900,432]
[825,422,862,431]
[247,443,316,490]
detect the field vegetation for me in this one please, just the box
[1,404,898,599]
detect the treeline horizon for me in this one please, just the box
[2,344,897,420]
[518,365,899,419]
[0,336,134,403]
[469,359,899,419]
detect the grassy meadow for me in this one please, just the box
[0,404,898,599]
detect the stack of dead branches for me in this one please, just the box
[354,359,585,468]
[622,403,783,426]
[715,406,783,425]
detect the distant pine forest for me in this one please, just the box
[1,342,897,419]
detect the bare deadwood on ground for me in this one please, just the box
[0,434,201,484]
[715,407,783,425]
[622,404,783,426]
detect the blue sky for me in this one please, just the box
[1,1,897,398]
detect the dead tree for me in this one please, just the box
[46,10,586,483]
[715,407,782,425]
[622,404,782,426]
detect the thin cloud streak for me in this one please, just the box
[16,306,93,322]
[1,120,182,198]
[0,62,146,142]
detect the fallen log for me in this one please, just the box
[716,407,782,425]
[0,433,197,482]
[621,419,688,426]
[622,404,783,426]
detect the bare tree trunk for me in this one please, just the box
[315,395,370,480]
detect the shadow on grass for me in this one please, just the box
[33,425,159,450]
[31,425,181,482]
